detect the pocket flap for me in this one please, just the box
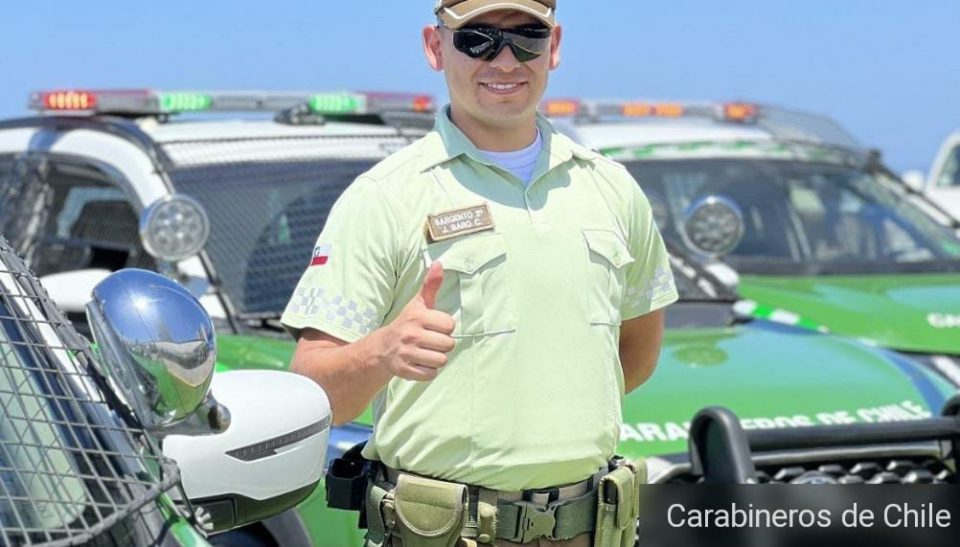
[582,229,634,269]
[394,474,467,537]
[432,233,507,275]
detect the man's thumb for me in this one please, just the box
[419,261,444,309]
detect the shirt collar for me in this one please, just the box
[417,106,596,174]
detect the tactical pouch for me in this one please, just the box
[389,474,467,547]
[593,466,641,547]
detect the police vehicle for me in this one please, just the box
[541,98,960,386]
[0,235,332,546]
[0,88,432,546]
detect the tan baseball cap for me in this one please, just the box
[435,0,557,29]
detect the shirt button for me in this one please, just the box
[613,254,622,267]
[465,259,475,271]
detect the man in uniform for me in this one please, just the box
[281,1,678,545]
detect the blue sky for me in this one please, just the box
[3,1,958,172]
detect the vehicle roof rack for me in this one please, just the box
[540,98,861,150]
[29,89,435,120]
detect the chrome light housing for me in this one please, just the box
[683,195,745,258]
[139,195,210,262]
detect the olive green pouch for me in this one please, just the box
[593,467,638,547]
[392,474,468,547]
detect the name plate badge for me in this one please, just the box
[426,203,495,242]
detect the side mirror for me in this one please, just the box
[901,170,927,193]
[682,195,746,259]
[163,370,331,534]
[85,269,228,437]
[140,194,211,262]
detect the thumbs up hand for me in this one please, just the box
[371,262,457,382]
[418,260,445,310]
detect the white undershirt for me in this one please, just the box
[479,130,543,187]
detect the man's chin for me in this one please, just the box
[477,103,538,126]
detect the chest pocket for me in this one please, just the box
[583,229,635,325]
[428,233,516,337]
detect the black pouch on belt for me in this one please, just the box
[325,441,369,512]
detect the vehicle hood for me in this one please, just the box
[619,320,954,459]
[214,333,295,372]
[218,323,955,463]
[738,274,960,355]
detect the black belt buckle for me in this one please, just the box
[325,442,368,511]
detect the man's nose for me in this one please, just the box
[488,44,521,71]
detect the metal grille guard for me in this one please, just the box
[688,395,960,484]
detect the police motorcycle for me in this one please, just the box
[0,220,332,545]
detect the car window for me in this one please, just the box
[625,156,960,275]
[0,157,155,277]
[934,144,960,188]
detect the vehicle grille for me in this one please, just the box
[668,456,955,485]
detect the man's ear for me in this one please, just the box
[549,25,562,70]
[423,25,444,71]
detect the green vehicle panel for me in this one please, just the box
[621,322,952,457]
[738,274,960,354]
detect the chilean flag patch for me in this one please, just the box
[310,244,332,267]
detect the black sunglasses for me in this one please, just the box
[450,24,552,63]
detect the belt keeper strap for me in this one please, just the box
[476,489,498,544]
[366,483,391,544]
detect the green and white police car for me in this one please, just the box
[543,98,960,386]
[0,89,433,546]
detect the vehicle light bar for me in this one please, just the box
[542,97,862,150]
[42,90,98,110]
[723,102,759,123]
[541,99,582,117]
[29,89,436,117]
[541,98,757,123]
[307,92,434,115]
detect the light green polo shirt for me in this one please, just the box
[282,110,678,490]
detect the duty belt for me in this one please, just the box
[380,466,601,543]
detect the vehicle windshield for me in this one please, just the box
[160,143,731,317]
[934,143,960,188]
[161,135,401,319]
[623,150,960,275]
[0,239,177,545]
